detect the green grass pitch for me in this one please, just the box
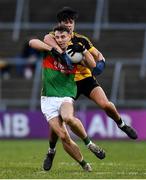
[0,140,146,179]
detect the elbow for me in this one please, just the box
[29,39,37,48]
[98,52,105,61]
[29,39,33,47]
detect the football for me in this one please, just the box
[66,49,83,63]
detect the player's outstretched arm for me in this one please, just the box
[29,39,52,51]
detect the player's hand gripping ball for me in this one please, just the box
[66,43,85,63]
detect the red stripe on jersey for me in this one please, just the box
[42,55,77,74]
[42,55,57,69]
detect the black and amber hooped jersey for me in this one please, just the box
[71,32,95,81]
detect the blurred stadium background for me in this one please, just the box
[0,0,146,178]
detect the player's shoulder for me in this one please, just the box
[73,32,93,48]
[73,32,91,42]
[44,31,54,39]
[45,31,54,35]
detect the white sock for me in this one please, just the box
[48,148,56,153]
[86,141,93,148]
[118,120,125,128]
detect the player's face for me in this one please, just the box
[60,19,75,33]
[54,31,71,49]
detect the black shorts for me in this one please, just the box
[75,76,100,99]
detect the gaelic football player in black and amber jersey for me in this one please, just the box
[43,7,138,171]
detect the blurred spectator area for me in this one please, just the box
[0,0,146,110]
[0,0,146,58]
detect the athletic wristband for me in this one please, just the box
[92,59,105,76]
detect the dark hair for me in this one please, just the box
[53,24,70,33]
[57,7,78,22]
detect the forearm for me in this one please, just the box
[90,47,105,62]
[44,34,63,53]
[29,39,52,51]
[83,50,96,68]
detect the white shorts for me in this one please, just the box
[41,96,74,122]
